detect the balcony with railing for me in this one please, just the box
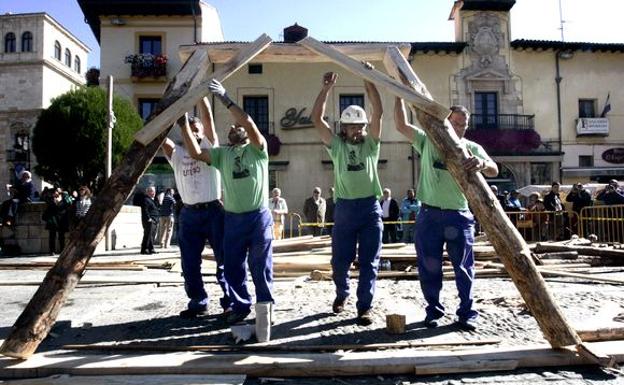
[124,54,168,80]
[465,113,543,154]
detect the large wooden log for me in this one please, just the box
[535,243,624,259]
[134,34,272,145]
[1,341,623,378]
[0,35,273,360]
[298,37,581,348]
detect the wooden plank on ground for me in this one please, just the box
[1,374,246,385]
[0,341,622,378]
[134,34,272,145]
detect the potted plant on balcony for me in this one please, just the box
[124,53,167,80]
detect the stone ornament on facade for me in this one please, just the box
[468,13,504,68]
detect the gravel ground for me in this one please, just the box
[1,247,624,384]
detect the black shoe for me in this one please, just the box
[179,307,208,319]
[456,318,477,331]
[424,317,440,328]
[357,309,373,326]
[140,250,149,255]
[225,309,251,325]
[332,297,346,314]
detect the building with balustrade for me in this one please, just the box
[77,0,624,216]
[0,12,89,191]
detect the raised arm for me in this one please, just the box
[208,79,266,150]
[197,96,218,145]
[178,113,212,164]
[161,138,175,158]
[311,72,337,146]
[393,97,417,142]
[365,81,383,140]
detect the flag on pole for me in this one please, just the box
[600,92,611,117]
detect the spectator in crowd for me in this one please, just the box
[268,187,288,240]
[596,180,624,205]
[566,183,593,214]
[400,188,420,243]
[71,185,92,228]
[380,188,400,243]
[526,192,548,241]
[543,182,563,212]
[1,170,36,227]
[508,190,524,211]
[42,188,70,255]
[543,181,566,240]
[303,187,326,236]
[157,188,176,249]
[325,187,336,234]
[140,186,159,255]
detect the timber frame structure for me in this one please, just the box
[0,34,617,369]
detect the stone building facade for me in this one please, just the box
[0,12,89,191]
[78,0,624,218]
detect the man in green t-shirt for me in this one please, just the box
[311,71,384,326]
[180,79,273,325]
[394,99,498,331]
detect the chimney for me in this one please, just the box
[283,23,308,43]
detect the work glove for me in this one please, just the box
[208,79,227,97]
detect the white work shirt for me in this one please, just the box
[167,139,221,204]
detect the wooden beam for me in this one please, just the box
[535,243,624,259]
[134,34,273,145]
[0,50,214,360]
[1,341,622,378]
[298,36,450,122]
[0,374,246,385]
[378,44,582,349]
[178,42,412,64]
[489,262,624,286]
[63,339,501,353]
[577,327,624,342]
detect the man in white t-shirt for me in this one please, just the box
[162,97,231,318]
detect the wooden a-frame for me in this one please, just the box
[0,34,613,367]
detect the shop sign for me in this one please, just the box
[602,148,624,164]
[280,107,314,129]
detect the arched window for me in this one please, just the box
[54,40,61,60]
[5,32,16,53]
[64,48,71,66]
[74,56,81,74]
[21,31,33,52]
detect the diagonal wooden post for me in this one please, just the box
[134,34,272,145]
[298,36,582,349]
[0,35,272,360]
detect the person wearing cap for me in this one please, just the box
[180,80,273,325]
[162,97,231,318]
[394,100,498,331]
[508,190,524,211]
[312,71,383,326]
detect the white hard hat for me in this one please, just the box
[340,105,368,124]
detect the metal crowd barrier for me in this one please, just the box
[502,210,578,242]
[578,204,624,243]
[287,214,416,239]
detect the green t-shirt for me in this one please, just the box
[209,143,268,213]
[327,135,383,200]
[412,127,492,211]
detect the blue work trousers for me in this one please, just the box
[332,196,383,312]
[414,206,477,322]
[223,208,274,314]
[178,201,231,311]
